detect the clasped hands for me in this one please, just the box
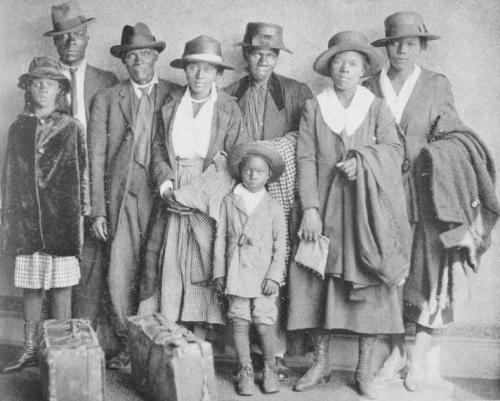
[213,277,279,296]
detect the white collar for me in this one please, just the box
[379,65,421,124]
[234,183,266,215]
[59,59,87,72]
[131,73,159,98]
[316,84,374,136]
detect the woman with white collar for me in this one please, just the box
[138,35,246,335]
[287,31,411,398]
[364,12,461,390]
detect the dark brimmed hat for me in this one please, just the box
[18,57,70,92]
[313,31,384,77]
[110,23,166,58]
[371,11,440,47]
[170,35,234,70]
[228,141,285,183]
[234,22,293,54]
[44,1,95,37]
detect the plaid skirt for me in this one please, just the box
[139,158,224,325]
[15,252,80,289]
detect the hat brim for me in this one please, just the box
[170,55,234,70]
[371,33,440,47]
[43,18,96,37]
[110,41,166,58]
[233,42,293,54]
[313,43,384,77]
[18,72,70,92]
[228,141,285,183]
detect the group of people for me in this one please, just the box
[2,1,499,399]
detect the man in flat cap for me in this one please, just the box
[44,1,118,330]
[89,22,181,369]
[225,22,313,380]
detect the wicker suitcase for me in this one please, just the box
[39,319,105,401]
[127,313,216,401]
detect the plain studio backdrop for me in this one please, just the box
[0,0,499,344]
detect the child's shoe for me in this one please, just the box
[236,364,256,396]
[262,363,280,394]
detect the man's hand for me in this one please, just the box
[92,216,108,241]
[261,279,279,296]
[337,158,357,181]
[299,208,323,242]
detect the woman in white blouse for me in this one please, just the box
[137,35,246,336]
[365,12,461,391]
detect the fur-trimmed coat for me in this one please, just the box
[2,111,88,256]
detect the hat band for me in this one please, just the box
[182,53,224,64]
[386,23,428,38]
[54,16,87,32]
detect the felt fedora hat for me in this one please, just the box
[44,1,95,37]
[18,56,70,92]
[371,11,440,47]
[110,23,166,58]
[228,141,285,183]
[235,22,293,54]
[313,31,384,77]
[170,35,234,70]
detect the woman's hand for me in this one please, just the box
[92,216,108,241]
[261,279,279,296]
[163,189,194,215]
[337,158,357,181]
[299,208,322,242]
[213,277,225,294]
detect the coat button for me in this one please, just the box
[471,199,480,208]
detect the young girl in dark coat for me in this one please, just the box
[1,56,88,373]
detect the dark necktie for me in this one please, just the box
[69,67,78,117]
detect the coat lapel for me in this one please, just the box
[162,91,182,174]
[119,80,134,135]
[398,69,429,131]
[83,65,95,122]
[204,88,230,170]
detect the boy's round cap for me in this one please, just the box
[228,140,285,183]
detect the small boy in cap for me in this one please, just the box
[213,141,286,395]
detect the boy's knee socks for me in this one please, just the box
[232,318,251,365]
[255,323,276,366]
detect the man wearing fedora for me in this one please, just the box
[225,22,312,141]
[225,22,313,380]
[89,22,181,369]
[44,1,118,330]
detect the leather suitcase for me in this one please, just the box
[127,313,216,401]
[39,319,105,401]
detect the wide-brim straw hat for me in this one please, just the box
[234,22,293,54]
[170,35,234,70]
[313,31,384,77]
[228,141,285,183]
[371,11,440,47]
[110,22,166,58]
[44,1,95,37]
[18,56,70,92]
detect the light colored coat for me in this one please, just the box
[213,191,286,298]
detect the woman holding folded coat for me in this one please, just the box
[137,35,246,336]
[364,11,499,392]
[287,31,412,398]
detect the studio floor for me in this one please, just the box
[1,345,499,401]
